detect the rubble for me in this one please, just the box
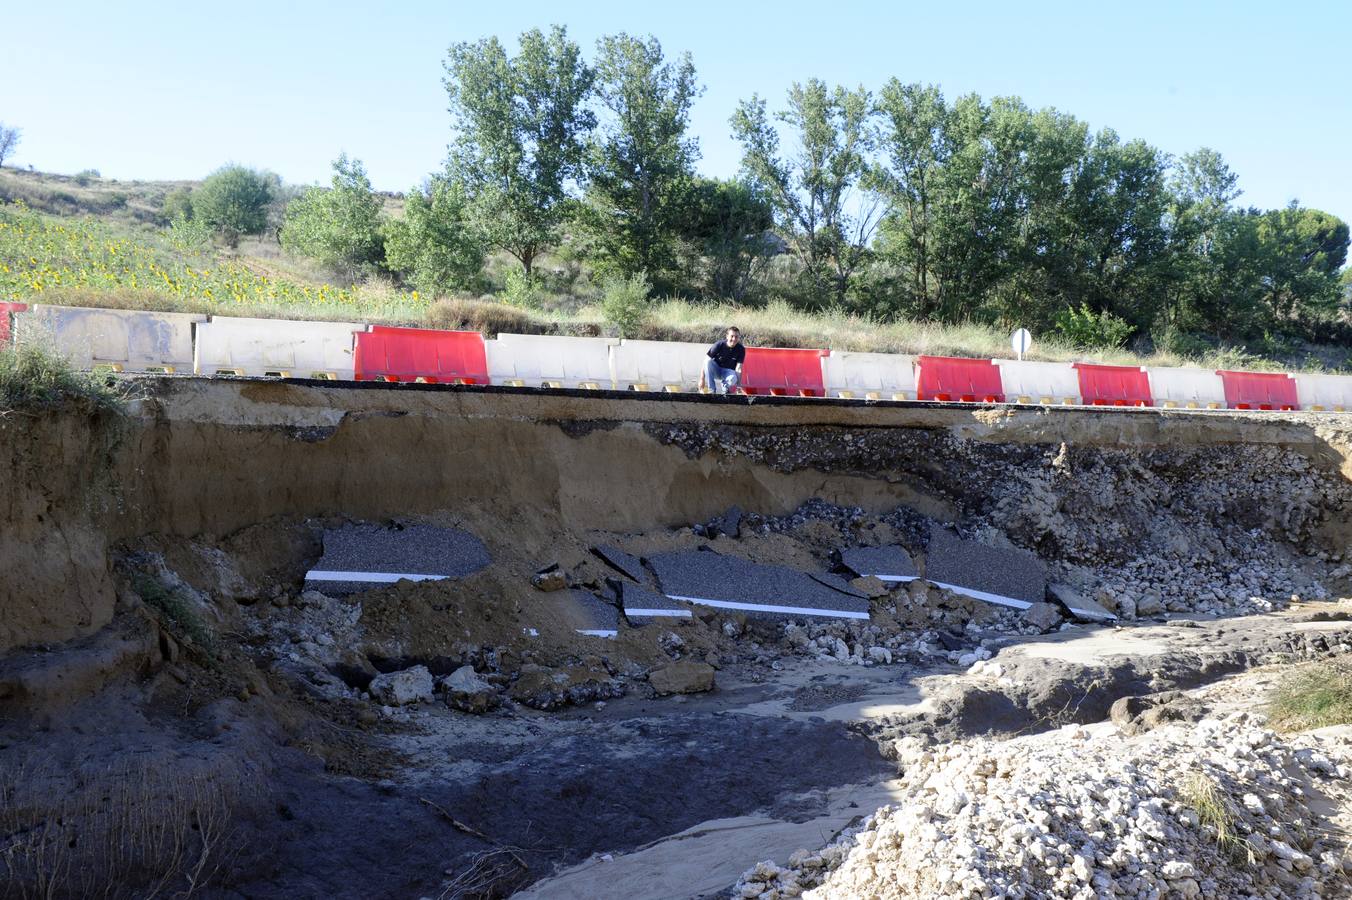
[438,665,499,714]
[648,660,716,695]
[368,665,435,706]
[738,713,1352,899]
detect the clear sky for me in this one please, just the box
[4,1,1349,221]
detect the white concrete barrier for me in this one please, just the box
[17,305,204,372]
[487,333,618,389]
[1145,367,1226,409]
[821,351,916,400]
[992,359,1080,405]
[611,339,711,392]
[194,316,365,379]
[1293,373,1352,412]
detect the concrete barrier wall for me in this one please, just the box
[611,339,710,391]
[195,316,365,378]
[1145,367,1226,409]
[488,333,618,389]
[18,305,204,372]
[821,351,917,399]
[993,359,1081,405]
[1294,374,1352,412]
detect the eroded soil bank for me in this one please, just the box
[3,379,1352,898]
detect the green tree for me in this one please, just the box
[193,164,274,247]
[383,176,485,296]
[1255,203,1349,323]
[280,154,384,275]
[579,33,700,286]
[444,25,595,277]
[679,177,776,301]
[731,80,879,306]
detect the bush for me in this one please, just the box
[1269,661,1352,731]
[1052,303,1133,350]
[161,186,194,223]
[193,164,275,247]
[280,154,385,276]
[502,267,543,308]
[73,168,101,186]
[0,343,126,413]
[601,271,652,338]
[383,176,484,295]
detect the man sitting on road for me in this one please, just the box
[701,326,746,394]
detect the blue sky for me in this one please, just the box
[4,1,1349,221]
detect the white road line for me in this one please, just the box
[576,629,618,638]
[665,594,871,620]
[305,570,449,583]
[925,581,1033,610]
[624,608,693,618]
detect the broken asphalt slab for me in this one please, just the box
[304,523,490,596]
[839,546,918,583]
[619,583,693,624]
[922,524,1046,610]
[647,551,870,621]
[591,544,648,583]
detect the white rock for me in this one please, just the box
[368,665,435,706]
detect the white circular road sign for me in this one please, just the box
[1011,328,1032,359]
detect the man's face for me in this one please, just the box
[726,331,740,346]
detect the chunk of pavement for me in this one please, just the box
[1021,601,1063,631]
[922,525,1045,608]
[591,544,647,583]
[840,545,918,582]
[648,660,716,695]
[305,523,490,596]
[648,550,870,621]
[509,663,624,710]
[368,665,435,706]
[849,575,891,599]
[532,565,567,592]
[439,665,499,714]
[619,582,693,624]
[565,589,621,636]
[1048,582,1118,622]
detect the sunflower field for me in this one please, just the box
[0,202,428,321]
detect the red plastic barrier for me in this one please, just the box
[354,326,488,384]
[0,302,26,345]
[1217,370,1298,410]
[738,347,829,397]
[915,356,1004,403]
[1073,363,1152,407]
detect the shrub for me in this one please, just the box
[502,267,543,308]
[161,186,194,223]
[132,573,215,651]
[0,343,126,414]
[73,168,101,186]
[601,271,652,338]
[193,164,275,247]
[280,154,385,277]
[1052,303,1133,350]
[383,176,484,295]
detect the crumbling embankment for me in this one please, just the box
[4,378,1352,654]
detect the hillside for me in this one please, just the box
[1,167,1349,374]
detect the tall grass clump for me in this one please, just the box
[1269,661,1352,731]
[0,343,126,413]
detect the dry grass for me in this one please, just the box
[0,755,256,898]
[1179,770,1258,866]
[1269,661,1352,731]
[0,343,127,414]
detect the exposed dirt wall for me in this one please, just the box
[5,378,1352,652]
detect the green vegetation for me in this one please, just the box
[1269,661,1352,731]
[281,154,384,276]
[600,271,652,338]
[0,343,126,413]
[193,164,275,247]
[0,23,1348,371]
[132,573,215,652]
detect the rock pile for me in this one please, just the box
[736,714,1352,899]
